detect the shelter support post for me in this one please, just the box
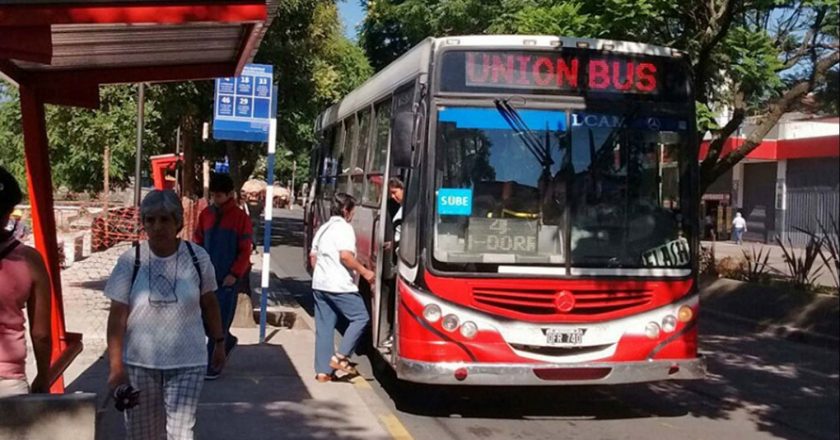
[19,85,73,393]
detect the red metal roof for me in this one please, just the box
[0,0,274,107]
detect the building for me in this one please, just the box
[701,113,839,246]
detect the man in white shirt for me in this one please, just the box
[309,193,373,382]
[732,212,747,245]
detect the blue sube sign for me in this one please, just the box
[437,188,473,216]
[213,64,274,142]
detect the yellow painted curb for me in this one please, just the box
[379,414,414,440]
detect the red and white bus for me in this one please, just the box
[305,35,705,385]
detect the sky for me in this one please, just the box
[337,0,365,40]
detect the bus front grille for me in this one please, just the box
[472,288,653,317]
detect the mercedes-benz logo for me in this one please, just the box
[647,117,661,130]
[555,290,576,313]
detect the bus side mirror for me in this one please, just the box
[391,111,414,168]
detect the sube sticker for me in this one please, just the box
[437,188,473,216]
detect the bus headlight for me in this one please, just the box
[460,321,478,339]
[645,322,661,339]
[677,305,694,323]
[423,304,442,323]
[662,315,677,333]
[442,314,460,332]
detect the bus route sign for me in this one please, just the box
[213,64,274,142]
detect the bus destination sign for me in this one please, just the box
[465,52,658,94]
[467,218,538,255]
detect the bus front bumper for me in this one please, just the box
[395,356,706,386]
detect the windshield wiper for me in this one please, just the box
[493,99,554,169]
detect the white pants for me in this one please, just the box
[0,378,29,398]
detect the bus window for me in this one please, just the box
[338,116,358,196]
[352,108,372,198]
[364,98,392,205]
[321,125,342,200]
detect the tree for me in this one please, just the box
[255,0,372,186]
[1,81,164,195]
[361,0,840,192]
[0,82,25,185]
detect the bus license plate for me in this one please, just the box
[545,328,586,345]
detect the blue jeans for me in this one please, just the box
[313,289,370,375]
[733,227,745,244]
[207,285,238,365]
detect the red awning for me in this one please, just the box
[700,135,840,161]
[1,0,275,107]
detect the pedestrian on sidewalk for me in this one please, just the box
[0,167,51,398]
[732,211,747,245]
[193,173,253,380]
[309,193,373,383]
[105,189,226,440]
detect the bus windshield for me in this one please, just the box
[432,105,691,270]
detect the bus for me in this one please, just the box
[305,35,705,385]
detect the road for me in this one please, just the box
[268,209,840,440]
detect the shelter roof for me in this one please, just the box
[0,0,276,107]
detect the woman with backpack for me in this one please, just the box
[104,189,225,439]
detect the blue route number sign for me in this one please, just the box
[213,64,274,142]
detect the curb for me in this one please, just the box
[703,307,839,349]
[263,275,414,440]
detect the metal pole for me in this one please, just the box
[290,159,296,210]
[175,125,181,195]
[259,117,277,343]
[133,83,145,208]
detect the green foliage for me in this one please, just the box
[719,26,785,107]
[0,83,25,186]
[47,85,164,193]
[256,0,371,182]
[777,233,825,291]
[500,3,600,36]
[696,102,721,133]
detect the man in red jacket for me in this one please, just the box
[194,173,253,379]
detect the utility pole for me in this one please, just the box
[290,159,296,210]
[175,125,181,196]
[103,144,110,233]
[133,83,145,209]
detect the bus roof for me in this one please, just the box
[315,35,682,131]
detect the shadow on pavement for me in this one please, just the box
[66,343,372,439]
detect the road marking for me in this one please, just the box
[379,413,414,440]
[352,375,373,389]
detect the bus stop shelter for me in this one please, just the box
[0,0,275,392]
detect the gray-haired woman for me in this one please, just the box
[105,190,225,440]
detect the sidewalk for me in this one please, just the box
[700,275,839,348]
[702,239,837,288]
[24,243,392,440]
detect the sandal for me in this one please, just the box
[329,354,359,375]
[315,373,333,383]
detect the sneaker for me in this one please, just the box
[381,335,394,348]
[205,367,221,381]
